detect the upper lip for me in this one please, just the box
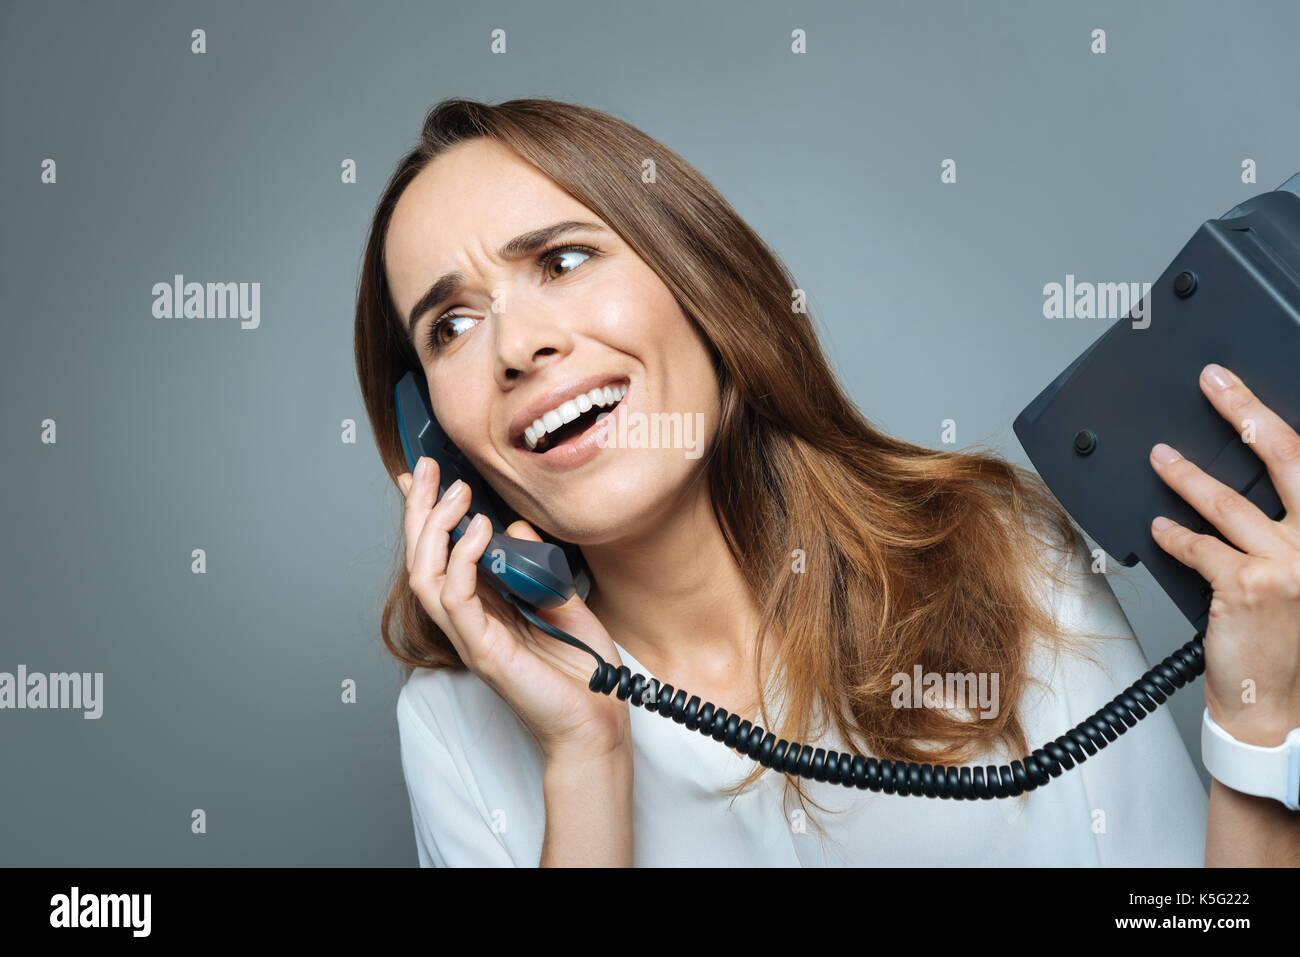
[507,372,630,449]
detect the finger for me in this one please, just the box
[490,521,578,645]
[1150,514,1247,589]
[504,519,583,615]
[1150,441,1286,559]
[440,513,497,670]
[1200,363,1300,520]
[402,456,441,570]
[409,476,471,589]
[407,477,475,661]
[496,521,549,634]
[398,473,412,496]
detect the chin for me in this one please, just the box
[534,467,687,546]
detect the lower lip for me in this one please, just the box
[522,390,627,472]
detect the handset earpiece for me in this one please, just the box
[394,371,579,609]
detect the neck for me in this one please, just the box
[581,476,766,688]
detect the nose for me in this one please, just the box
[492,297,573,385]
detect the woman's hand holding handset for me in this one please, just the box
[400,455,635,865]
[398,455,632,765]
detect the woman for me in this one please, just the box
[354,98,1300,866]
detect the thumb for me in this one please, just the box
[505,519,543,542]
[505,520,593,617]
[503,524,618,666]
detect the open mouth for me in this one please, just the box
[523,381,628,454]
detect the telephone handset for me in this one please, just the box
[394,371,591,609]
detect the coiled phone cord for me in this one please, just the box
[505,593,1206,799]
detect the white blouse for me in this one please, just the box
[396,528,1209,866]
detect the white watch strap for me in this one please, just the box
[1200,707,1300,811]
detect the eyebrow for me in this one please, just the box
[405,219,608,337]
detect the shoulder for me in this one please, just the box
[397,664,497,748]
[396,664,542,781]
[1016,517,1151,708]
[1014,519,1208,864]
[395,665,547,866]
[395,665,507,820]
[1024,520,1153,694]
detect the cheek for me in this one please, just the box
[586,268,682,339]
[430,382,493,457]
[595,276,717,413]
[655,312,718,415]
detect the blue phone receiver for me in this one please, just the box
[394,371,590,610]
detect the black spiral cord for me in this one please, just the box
[505,594,1206,799]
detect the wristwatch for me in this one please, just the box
[1201,708,1300,810]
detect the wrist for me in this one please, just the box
[1201,707,1300,811]
[539,737,634,868]
[545,735,633,778]
[1207,704,1299,747]
[542,711,633,767]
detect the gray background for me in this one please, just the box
[2,0,1297,865]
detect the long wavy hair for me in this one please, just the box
[354,97,1111,825]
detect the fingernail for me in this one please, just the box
[469,513,486,533]
[1152,515,1174,531]
[1203,364,1237,390]
[1152,442,1181,464]
[445,479,466,499]
[415,457,429,480]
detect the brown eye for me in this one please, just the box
[542,246,594,280]
[439,315,477,343]
[426,313,477,354]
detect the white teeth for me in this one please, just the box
[523,381,629,450]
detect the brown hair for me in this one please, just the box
[354,97,1113,827]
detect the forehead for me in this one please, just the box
[384,139,590,298]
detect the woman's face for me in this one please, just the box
[383,137,719,544]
